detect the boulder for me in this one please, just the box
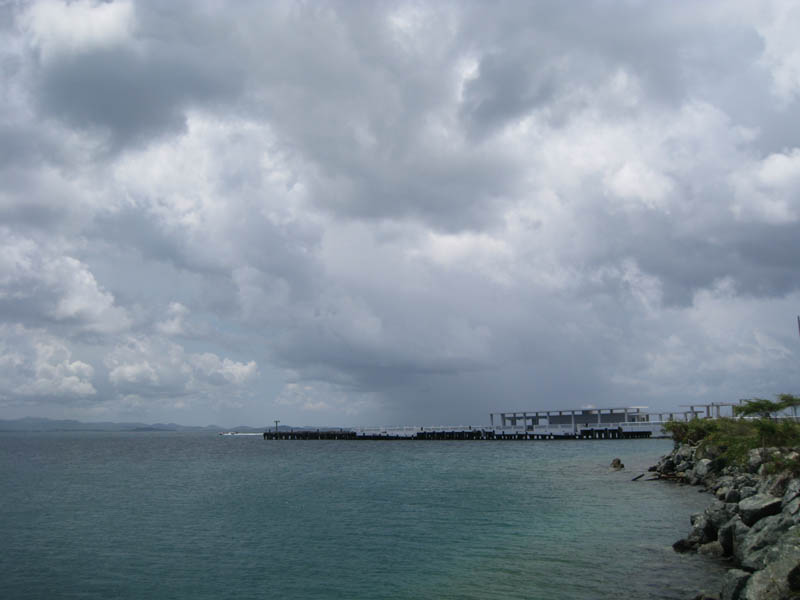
[735,474,758,489]
[698,540,724,557]
[610,457,624,470]
[783,478,800,507]
[784,496,800,519]
[720,569,750,600]
[740,527,800,600]
[719,516,750,558]
[688,513,716,545]
[713,475,735,492]
[735,513,793,571]
[760,471,793,497]
[706,501,736,531]
[725,489,741,504]
[738,486,758,501]
[747,449,766,473]
[697,444,721,460]
[738,494,783,527]
[673,538,695,553]
[695,458,713,478]
[677,444,694,460]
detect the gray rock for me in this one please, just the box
[747,448,765,473]
[760,471,793,497]
[677,444,694,460]
[740,527,800,599]
[697,444,721,460]
[735,475,758,489]
[714,475,735,492]
[659,457,676,474]
[761,524,800,565]
[720,569,750,600]
[735,513,793,571]
[738,494,783,526]
[784,496,800,519]
[719,516,750,558]
[673,538,695,553]
[695,458,713,478]
[783,478,800,506]
[738,486,757,501]
[725,489,741,503]
[706,501,735,531]
[688,513,717,545]
[717,486,731,500]
[698,540,724,557]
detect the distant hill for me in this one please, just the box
[0,417,267,433]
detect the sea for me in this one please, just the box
[1,433,726,599]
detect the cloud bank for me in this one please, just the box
[1,0,799,426]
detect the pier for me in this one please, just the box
[262,426,654,441]
[262,403,744,441]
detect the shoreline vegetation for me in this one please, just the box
[650,395,800,600]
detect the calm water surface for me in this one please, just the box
[1,433,724,599]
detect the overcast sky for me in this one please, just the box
[1,0,799,427]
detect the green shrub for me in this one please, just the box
[664,418,719,446]
[665,416,800,467]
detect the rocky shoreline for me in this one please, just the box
[650,444,800,600]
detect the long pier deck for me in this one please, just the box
[260,403,748,442]
[262,425,655,441]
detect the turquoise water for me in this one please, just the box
[1,434,724,599]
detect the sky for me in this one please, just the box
[1,0,800,428]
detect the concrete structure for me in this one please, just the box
[486,406,669,438]
[678,401,742,419]
[489,406,649,429]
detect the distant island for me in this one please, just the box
[0,416,266,433]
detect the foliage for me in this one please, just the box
[763,452,800,476]
[734,394,800,419]
[734,397,783,418]
[778,394,800,415]
[664,418,719,446]
[666,398,800,467]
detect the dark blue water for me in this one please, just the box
[1,434,724,599]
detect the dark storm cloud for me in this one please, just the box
[35,43,242,149]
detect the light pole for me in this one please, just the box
[274,420,280,438]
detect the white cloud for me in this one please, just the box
[105,335,257,396]
[189,352,258,385]
[603,162,674,211]
[0,324,96,400]
[155,302,189,336]
[0,230,131,333]
[731,149,800,224]
[755,0,800,103]
[22,0,135,64]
